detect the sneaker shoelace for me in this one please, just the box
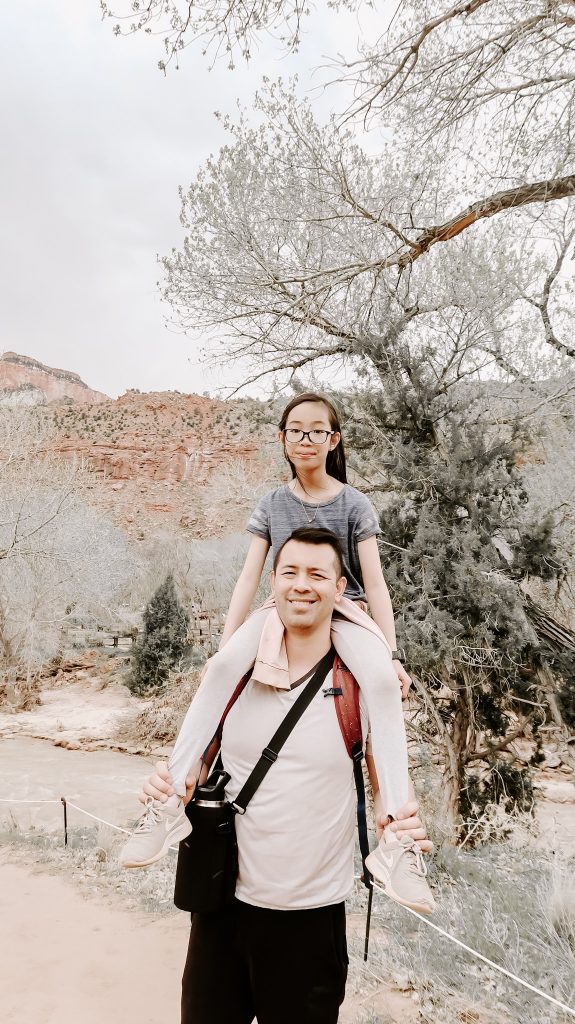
[133,799,162,835]
[400,837,428,878]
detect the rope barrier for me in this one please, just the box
[0,795,178,850]
[64,802,131,835]
[370,889,575,1018]
[2,796,574,1015]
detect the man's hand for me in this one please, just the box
[376,800,433,853]
[139,761,198,807]
[393,659,412,700]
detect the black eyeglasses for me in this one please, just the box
[284,429,334,444]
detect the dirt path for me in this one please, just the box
[0,857,416,1024]
[0,859,190,1024]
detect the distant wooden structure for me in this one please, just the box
[65,624,139,650]
[188,613,225,656]
[65,612,226,656]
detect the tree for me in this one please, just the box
[130,573,190,693]
[346,1,575,186]
[104,0,575,246]
[159,82,574,396]
[0,411,133,700]
[343,356,565,836]
[104,0,575,830]
[100,0,311,70]
[155,79,574,833]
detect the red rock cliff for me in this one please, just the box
[0,352,109,405]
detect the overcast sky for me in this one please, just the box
[0,1,386,399]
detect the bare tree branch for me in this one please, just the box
[391,175,575,271]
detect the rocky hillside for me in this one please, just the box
[0,352,109,405]
[43,389,278,538]
[0,352,279,540]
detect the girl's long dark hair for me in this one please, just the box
[278,392,347,484]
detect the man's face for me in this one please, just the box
[271,540,346,632]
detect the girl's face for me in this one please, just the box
[279,401,341,472]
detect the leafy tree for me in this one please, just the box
[154,76,573,834]
[344,349,565,836]
[105,0,575,832]
[130,574,190,693]
[104,0,575,237]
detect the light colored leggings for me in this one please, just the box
[168,608,408,817]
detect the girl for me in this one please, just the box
[120,393,434,914]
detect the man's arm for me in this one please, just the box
[365,752,433,853]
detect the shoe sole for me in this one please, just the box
[120,819,192,869]
[364,852,435,916]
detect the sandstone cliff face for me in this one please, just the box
[0,352,109,405]
[44,389,278,539]
[0,353,278,540]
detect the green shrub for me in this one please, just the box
[129,574,190,694]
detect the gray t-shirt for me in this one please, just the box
[246,483,381,601]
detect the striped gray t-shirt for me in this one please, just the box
[246,484,381,601]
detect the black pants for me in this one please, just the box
[181,898,348,1024]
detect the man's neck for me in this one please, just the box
[284,624,332,684]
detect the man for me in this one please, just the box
[142,527,432,1024]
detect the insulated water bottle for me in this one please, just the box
[174,769,238,913]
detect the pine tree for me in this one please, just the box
[346,352,564,840]
[130,574,190,694]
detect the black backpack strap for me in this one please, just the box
[350,728,374,962]
[230,646,335,815]
[351,740,371,889]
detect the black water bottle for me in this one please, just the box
[174,770,238,913]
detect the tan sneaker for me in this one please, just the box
[119,796,192,868]
[365,834,436,915]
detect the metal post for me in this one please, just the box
[60,796,68,846]
[363,883,373,962]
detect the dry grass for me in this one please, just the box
[0,811,178,914]
[0,669,43,711]
[346,836,575,1024]
[114,669,201,751]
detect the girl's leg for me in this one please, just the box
[168,608,269,796]
[330,619,408,818]
[330,620,436,914]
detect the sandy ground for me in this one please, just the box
[0,678,138,747]
[0,857,416,1024]
[0,736,155,830]
[0,859,190,1024]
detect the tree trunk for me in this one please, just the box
[441,683,470,840]
[536,663,565,728]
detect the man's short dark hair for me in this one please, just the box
[273,527,344,578]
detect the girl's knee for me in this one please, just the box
[336,653,398,694]
[371,659,399,691]
[203,646,235,676]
